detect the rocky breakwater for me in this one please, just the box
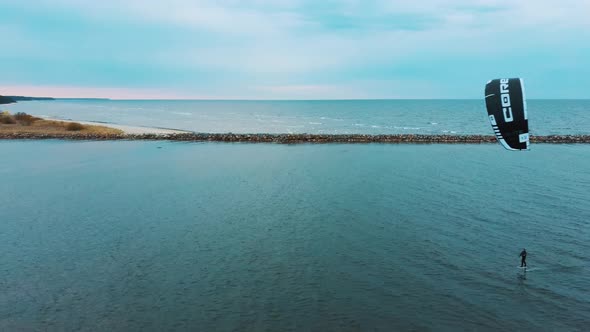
[0,132,128,140]
[2,132,590,144]
[529,135,590,143]
[156,133,502,143]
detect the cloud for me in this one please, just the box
[0,79,447,100]
[0,85,205,99]
[251,78,452,99]
[17,0,312,36]
[253,84,356,99]
[2,0,590,98]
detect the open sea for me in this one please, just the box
[4,99,590,135]
[1,100,589,331]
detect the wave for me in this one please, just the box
[394,126,422,130]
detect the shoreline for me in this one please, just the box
[1,132,589,144]
[40,117,191,135]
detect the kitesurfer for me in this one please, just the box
[519,248,527,267]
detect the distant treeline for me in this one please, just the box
[0,95,57,105]
[0,96,16,105]
[7,96,55,101]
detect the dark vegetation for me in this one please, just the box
[65,122,85,131]
[0,95,55,104]
[0,112,119,135]
[6,96,55,101]
[1,112,42,125]
[0,113,16,124]
[13,112,40,126]
[0,95,16,105]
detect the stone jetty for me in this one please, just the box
[1,132,590,144]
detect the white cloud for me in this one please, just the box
[0,85,205,99]
[3,0,590,98]
[25,0,588,35]
[251,78,450,99]
[19,0,311,36]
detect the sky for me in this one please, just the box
[1,0,589,99]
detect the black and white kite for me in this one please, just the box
[485,78,529,151]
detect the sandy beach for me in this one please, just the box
[43,118,190,135]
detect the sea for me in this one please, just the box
[4,99,590,135]
[1,100,589,331]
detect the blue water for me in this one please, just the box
[4,99,590,135]
[1,141,589,331]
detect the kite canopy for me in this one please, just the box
[485,78,529,151]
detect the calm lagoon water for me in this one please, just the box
[1,141,589,331]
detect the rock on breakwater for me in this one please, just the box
[1,132,590,144]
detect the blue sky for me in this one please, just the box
[1,0,589,99]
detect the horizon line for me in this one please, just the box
[10,97,590,101]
